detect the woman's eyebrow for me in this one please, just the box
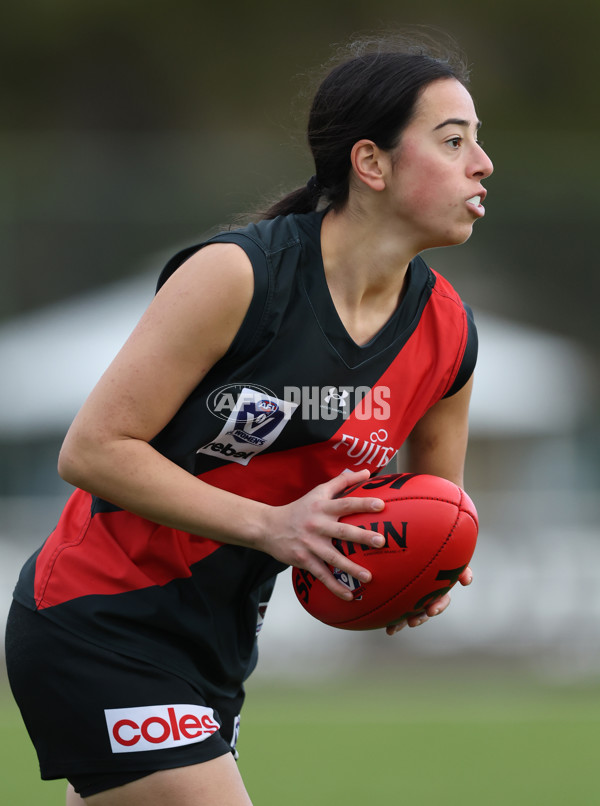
[433,117,483,131]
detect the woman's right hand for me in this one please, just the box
[259,469,386,600]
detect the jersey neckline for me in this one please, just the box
[293,210,434,368]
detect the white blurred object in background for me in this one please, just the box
[0,275,598,678]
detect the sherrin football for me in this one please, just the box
[292,473,478,630]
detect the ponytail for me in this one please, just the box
[260,176,323,220]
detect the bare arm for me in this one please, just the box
[59,243,262,537]
[58,243,385,599]
[387,376,475,633]
[406,374,474,488]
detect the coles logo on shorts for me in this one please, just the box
[104,704,220,754]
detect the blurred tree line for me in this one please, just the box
[1,0,598,364]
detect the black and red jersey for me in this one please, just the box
[13,209,477,697]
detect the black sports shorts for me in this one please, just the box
[5,600,244,798]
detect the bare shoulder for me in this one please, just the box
[156,242,255,319]
[163,241,254,289]
[135,242,255,365]
[62,243,256,448]
[406,375,474,487]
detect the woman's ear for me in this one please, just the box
[350,139,389,192]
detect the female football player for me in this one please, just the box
[6,32,492,805]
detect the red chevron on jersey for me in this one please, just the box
[189,270,468,506]
[18,212,473,631]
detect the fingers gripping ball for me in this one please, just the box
[292,473,478,630]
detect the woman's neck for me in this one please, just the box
[319,206,415,346]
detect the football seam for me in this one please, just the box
[372,495,459,505]
[336,502,464,626]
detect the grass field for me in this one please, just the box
[2,667,598,805]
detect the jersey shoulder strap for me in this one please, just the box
[428,270,478,397]
[154,214,308,362]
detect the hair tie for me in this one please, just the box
[306,175,322,197]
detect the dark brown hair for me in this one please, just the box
[261,34,470,219]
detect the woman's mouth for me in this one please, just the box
[466,195,485,217]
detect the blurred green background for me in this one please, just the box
[2,671,600,805]
[1,0,599,348]
[1,1,599,803]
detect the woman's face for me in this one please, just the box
[387,77,494,251]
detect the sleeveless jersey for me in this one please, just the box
[13,209,477,697]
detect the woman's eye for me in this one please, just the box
[446,137,462,149]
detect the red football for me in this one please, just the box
[292,473,478,630]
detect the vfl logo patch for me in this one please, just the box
[105,704,219,754]
[198,386,297,466]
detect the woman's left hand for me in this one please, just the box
[385,565,473,636]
